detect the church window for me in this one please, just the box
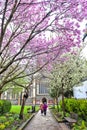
[39,82,48,94]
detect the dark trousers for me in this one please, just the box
[41,110,43,114]
[44,109,46,115]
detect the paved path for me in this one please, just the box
[23,109,62,130]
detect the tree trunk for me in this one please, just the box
[61,82,65,116]
[53,98,56,108]
[0,92,2,99]
[19,92,28,119]
[19,97,26,119]
[56,97,59,112]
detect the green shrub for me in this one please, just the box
[11,126,17,130]
[0,116,7,123]
[12,114,19,120]
[0,123,5,130]
[4,121,10,127]
[72,120,87,130]
[8,117,14,123]
[79,100,87,120]
[0,100,11,114]
[59,98,87,120]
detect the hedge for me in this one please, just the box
[0,100,11,115]
[59,98,87,120]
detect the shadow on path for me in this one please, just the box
[23,108,61,130]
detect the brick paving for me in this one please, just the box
[23,109,63,130]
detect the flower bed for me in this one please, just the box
[0,112,32,130]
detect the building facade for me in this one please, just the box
[25,72,53,105]
[1,72,53,105]
[73,80,87,99]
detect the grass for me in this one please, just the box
[10,105,39,114]
[10,105,29,114]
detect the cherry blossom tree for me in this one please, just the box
[0,0,87,118]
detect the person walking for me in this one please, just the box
[40,103,44,115]
[43,102,48,116]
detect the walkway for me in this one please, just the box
[23,109,62,130]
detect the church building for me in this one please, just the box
[1,72,53,105]
[26,72,53,105]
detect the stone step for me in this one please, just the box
[59,123,70,130]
